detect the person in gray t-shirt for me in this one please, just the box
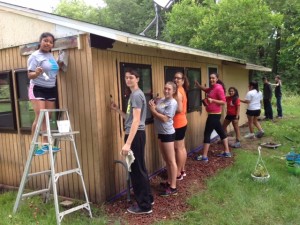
[27,32,60,155]
[111,69,153,214]
[149,81,178,196]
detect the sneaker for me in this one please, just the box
[244,133,255,139]
[217,152,232,158]
[230,142,241,148]
[181,171,187,177]
[255,131,265,138]
[42,145,61,152]
[176,174,183,180]
[160,181,170,189]
[127,205,152,214]
[160,187,178,197]
[195,155,209,162]
[34,148,46,156]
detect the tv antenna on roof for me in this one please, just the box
[140,0,175,39]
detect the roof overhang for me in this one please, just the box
[245,63,272,72]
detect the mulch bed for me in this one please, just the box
[0,119,276,224]
[104,142,235,225]
[103,121,277,224]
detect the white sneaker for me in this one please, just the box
[244,133,255,139]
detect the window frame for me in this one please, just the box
[15,69,33,132]
[0,70,17,132]
[119,62,153,124]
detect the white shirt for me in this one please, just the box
[245,89,262,110]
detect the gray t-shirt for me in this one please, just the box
[125,89,146,134]
[154,98,177,134]
[27,50,59,88]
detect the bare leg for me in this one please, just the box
[202,143,210,158]
[158,141,170,183]
[31,100,47,142]
[222,119,230,135]
[232,119,240,141]
[247,115,254,133]
[253,116,263,131]
[222,137,230,153]
[175,139,187,177]
[160,141,177,189]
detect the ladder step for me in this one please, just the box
[55,168,81,178]
[28,170,51,177]
[22,188,50,198]
[59,203,90,219]
[51,131,80,137]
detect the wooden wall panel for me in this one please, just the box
[0,35,250,204]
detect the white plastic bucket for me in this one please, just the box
[57,120,70,133]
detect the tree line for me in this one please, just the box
[54,0,300,93]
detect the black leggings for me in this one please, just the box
[204,114,227,143]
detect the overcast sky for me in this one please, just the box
[0,0,106,12]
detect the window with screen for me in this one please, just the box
[0,71,16,131]
[120,63,153,124]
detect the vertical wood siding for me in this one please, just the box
[0,35,248,204]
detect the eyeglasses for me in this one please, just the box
[174,77,183,80]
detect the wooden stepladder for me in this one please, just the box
[13,109,92,225]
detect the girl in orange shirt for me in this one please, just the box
[173,72,189,180]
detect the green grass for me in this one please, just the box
[156,95,300,225]
[0,191,108,225]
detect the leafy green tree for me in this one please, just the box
[54,0,100,24]
[164,0,282,65]
[265,0,300,93]
[99,0,155,35]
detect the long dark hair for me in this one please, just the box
[228,87,239,104]
[249,81,259,92]
[211,73,226,94]
[174,72,189,92]
[37,32,55,51]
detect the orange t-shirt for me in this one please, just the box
[173,86,188,128]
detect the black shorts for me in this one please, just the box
[225,115,239,121]
[29,84,57,101]
[175,125,187,141]
[158,133,175,143]
[246,109,261,117]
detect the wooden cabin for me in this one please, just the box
[0,2,271,204]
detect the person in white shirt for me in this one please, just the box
[240,81,264,139]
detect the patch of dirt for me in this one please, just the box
[104,120,277,225]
